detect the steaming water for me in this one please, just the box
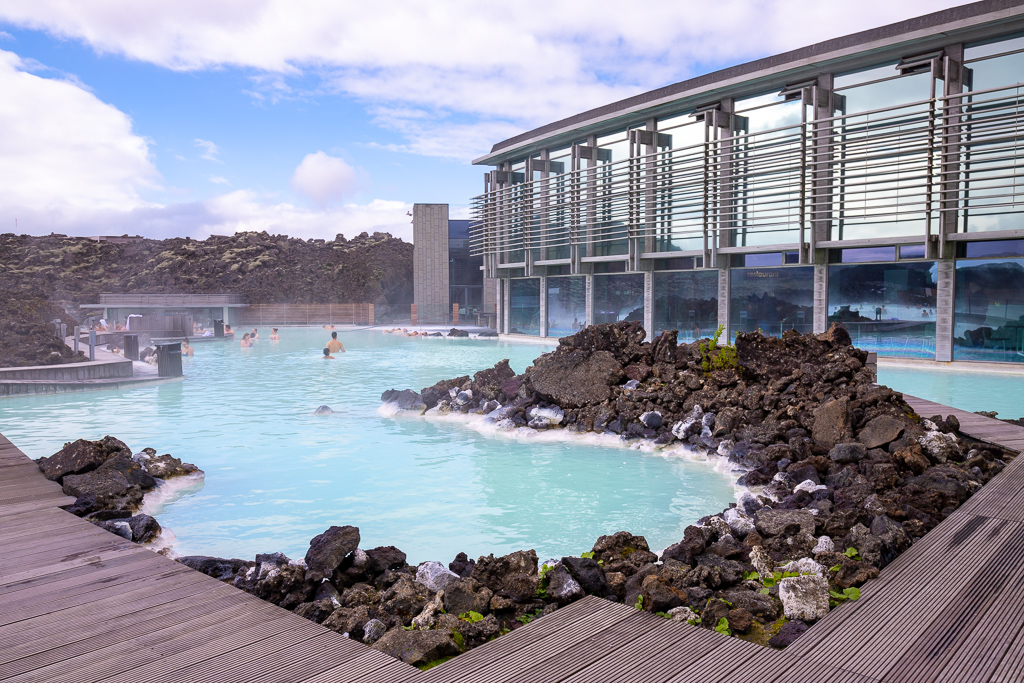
[0,329,738,564]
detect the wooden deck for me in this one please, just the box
[2,394,1023,683]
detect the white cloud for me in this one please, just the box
[0,1,971,159]
[0,48,409,242]
[194,138,222,162]
[0,48,158,226]
[208,175,229,185]
[290,151,358,206]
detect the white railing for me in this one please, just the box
[470,83,1024,267]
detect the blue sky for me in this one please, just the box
[0,1,963,242]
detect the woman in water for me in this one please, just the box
[270,328,280,341]
[241,333,252,348]
[181,339,194,356]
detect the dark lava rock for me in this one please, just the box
[442,577,493,616]
[144,453,199,478]
[754,509,817,537]
[61,467,146,511]
[379,576,431,624]
[811,397,852,449]
[178,555,253,582]
[546,565,584,604]
[830,442,867,464]
[37,436,131,482]
[859,415,906,449]
[305,525,360,582]
[472,550,539,601]
[561,556,609,596]
[372,628,460,666]
[127,514,161,543]
[591,531,658,575]
[768,620,809,648]
[380,389,427,412]
[528,349,624,407]
[662,526,707,566]
[448,328,470,338]
[366,546,407,574]
[449,552,476,578]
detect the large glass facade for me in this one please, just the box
[509,278,541,335]
[449,220,483,316]
[652,112,706,253]
[954,257,1024,362]
[732,93,806,247]
[546,276,586,336]
[730,266,813,338]
[960,34,1024,234]
[653,270,719,341]
[828,262,937,358]
[593,274,644,325]
[830,65,934,241]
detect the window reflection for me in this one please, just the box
[509,278,541,335]
[828,262,937,358]
[653,271,718,341]
[954,257,1024,362]
[729,266,814,338]
[653,112,705,253]
[593,274,644,325]
[546,276,587,336]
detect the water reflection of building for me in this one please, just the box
[469,2,1024,364]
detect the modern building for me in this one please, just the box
[85,293,247,330]
[470,0,1024,364]
[413,203,497,324]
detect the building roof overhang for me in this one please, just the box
[474,0,1024,166]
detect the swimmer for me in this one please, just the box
[270,328,280,341]
[241,333,252,348]
[323,347,335,359]
[250,328,259,340]
[181,339,194,357]
[326,331,346,354]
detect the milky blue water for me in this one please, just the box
[0,329,738,564]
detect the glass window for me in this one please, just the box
[509,278,541,336]
[593,273,644,325]
[899,244,927,259]
[547,276,587,337]
[964,239,1024,258]
[828,262,937,358]
[742,253,784,267]
[653,112,705,254]
[543,146,572,261]
[839,246,897,263]
[954,257,1024,362]
[653,270,719,342]
[730,266,814,339]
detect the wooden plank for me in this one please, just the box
[419,598,612,682]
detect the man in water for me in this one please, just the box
[326,331,346,354]
[323,347,335,359]
[270,328,280,341]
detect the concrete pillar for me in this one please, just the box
[643,271,654,341]
[813,264,828,333]
[413,204,451,322]
[539,276,548,337]
[717,267,730,340]
[935,259,956,362]
[502,279,511,334]
[585,275,594,328]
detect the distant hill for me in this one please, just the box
[0,231,413,306]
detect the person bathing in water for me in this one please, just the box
[323,347,335,359]
[241,333,252,348]
[270,328,280,341]
[181,339,194,356]
[326,331,346,354]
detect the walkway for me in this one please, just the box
[1,396,1022,682]
[0,434,416,683]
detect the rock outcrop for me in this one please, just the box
[367,321,1013,651]
[37,436,203,546]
